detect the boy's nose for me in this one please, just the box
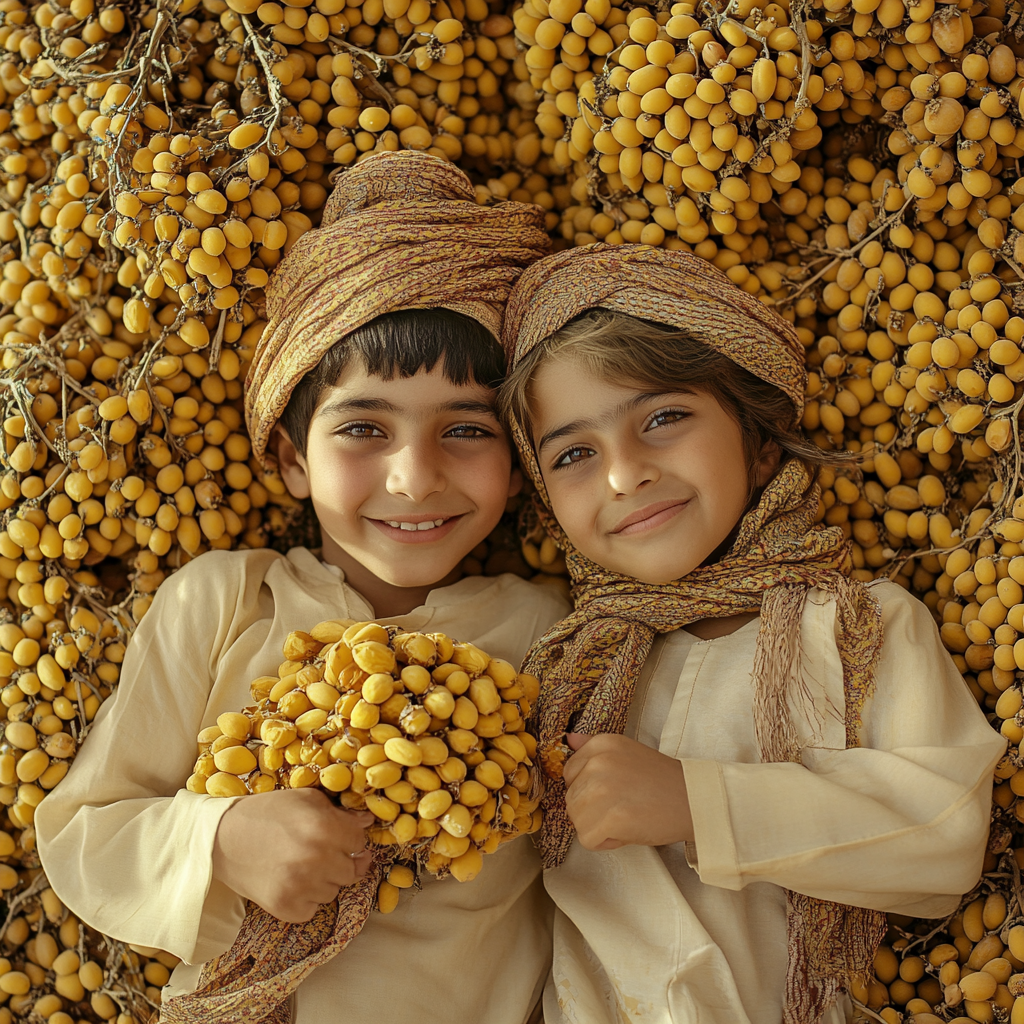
[385,442,447,502]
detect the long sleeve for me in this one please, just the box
[682,581,1006,918]
[33,551,283,963]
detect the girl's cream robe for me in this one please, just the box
[543,580,1006,1024]
[35,547,570,1024]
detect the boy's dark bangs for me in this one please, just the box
[357,307,506,388]
[279,307,506,457]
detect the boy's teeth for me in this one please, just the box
[384,518,448,531]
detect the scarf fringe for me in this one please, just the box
[160,861,383,1023]
[757,585,889,1024]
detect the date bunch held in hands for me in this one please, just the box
[167,616,542,1021]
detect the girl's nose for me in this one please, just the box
[605,439,658,497]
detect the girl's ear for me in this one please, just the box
[272,424,311,500]
[753,440,782,488]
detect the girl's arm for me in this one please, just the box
[681,582,1006,916]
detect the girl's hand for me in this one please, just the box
[562,733,694,851]
[212,788,375,922]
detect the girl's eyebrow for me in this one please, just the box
[536,391,688,453]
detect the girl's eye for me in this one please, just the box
[647,409,688,430]
[341,423,385,438]
[554,445,595,468]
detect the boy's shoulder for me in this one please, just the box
[145,547,322,626]
[156,546,285,595]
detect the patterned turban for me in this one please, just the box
[503,242,806,419]
[244,150,552,463]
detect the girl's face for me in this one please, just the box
[530,354,778,584]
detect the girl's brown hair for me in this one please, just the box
[500,308,845,493]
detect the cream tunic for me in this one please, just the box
[543,580,1006,1024]
[36,547,570,1024]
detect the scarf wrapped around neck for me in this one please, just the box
[503,244,887,1024]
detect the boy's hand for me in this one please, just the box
[212,789,375,923]
[562,733,694,851]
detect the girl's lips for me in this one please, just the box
[612,500,689,536]
[368,514,465,544]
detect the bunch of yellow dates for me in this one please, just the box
[188,619,542,912]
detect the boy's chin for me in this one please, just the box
[364,552,465,591]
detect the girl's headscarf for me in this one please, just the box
[503,244,887,1024]
[162,154,550,1024]
[244,149,552,464]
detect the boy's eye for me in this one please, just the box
[341,422,385,438]
[446,424,494,439]
[554,445,595,468]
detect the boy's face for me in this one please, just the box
[529,354,777,585]
[277,360,520,593]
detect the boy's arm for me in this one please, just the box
[36,555,380,962]
[680,585,1005,917]
[35,561,248,964]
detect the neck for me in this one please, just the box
[321,538,463,618]
[684,611,759,640]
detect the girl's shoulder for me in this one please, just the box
[807,578,942,647]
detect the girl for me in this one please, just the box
[499,243,1006,1024]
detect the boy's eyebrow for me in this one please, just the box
[536,391,686,453]
[317,397,499,417]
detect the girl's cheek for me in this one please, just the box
[546,487,583,538]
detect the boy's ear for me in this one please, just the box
[272,424,311,500]
[507,465,523,500]
[754,440,782,488]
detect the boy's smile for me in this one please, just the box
[276,360,520,614]
[370,514,463,542]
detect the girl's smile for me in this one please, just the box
[611,499,690,536]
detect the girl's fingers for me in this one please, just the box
[563,733,595,786]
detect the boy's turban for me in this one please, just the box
[245,150,551,462]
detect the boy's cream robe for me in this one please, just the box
[543,581,1005,1024]
[35,547,570,1024]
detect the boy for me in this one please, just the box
[36,152,565,1024]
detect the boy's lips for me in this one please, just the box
[368,514,465,543]
[611,500,689,536]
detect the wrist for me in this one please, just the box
[211,799,246,890]
[664,759,694,845]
